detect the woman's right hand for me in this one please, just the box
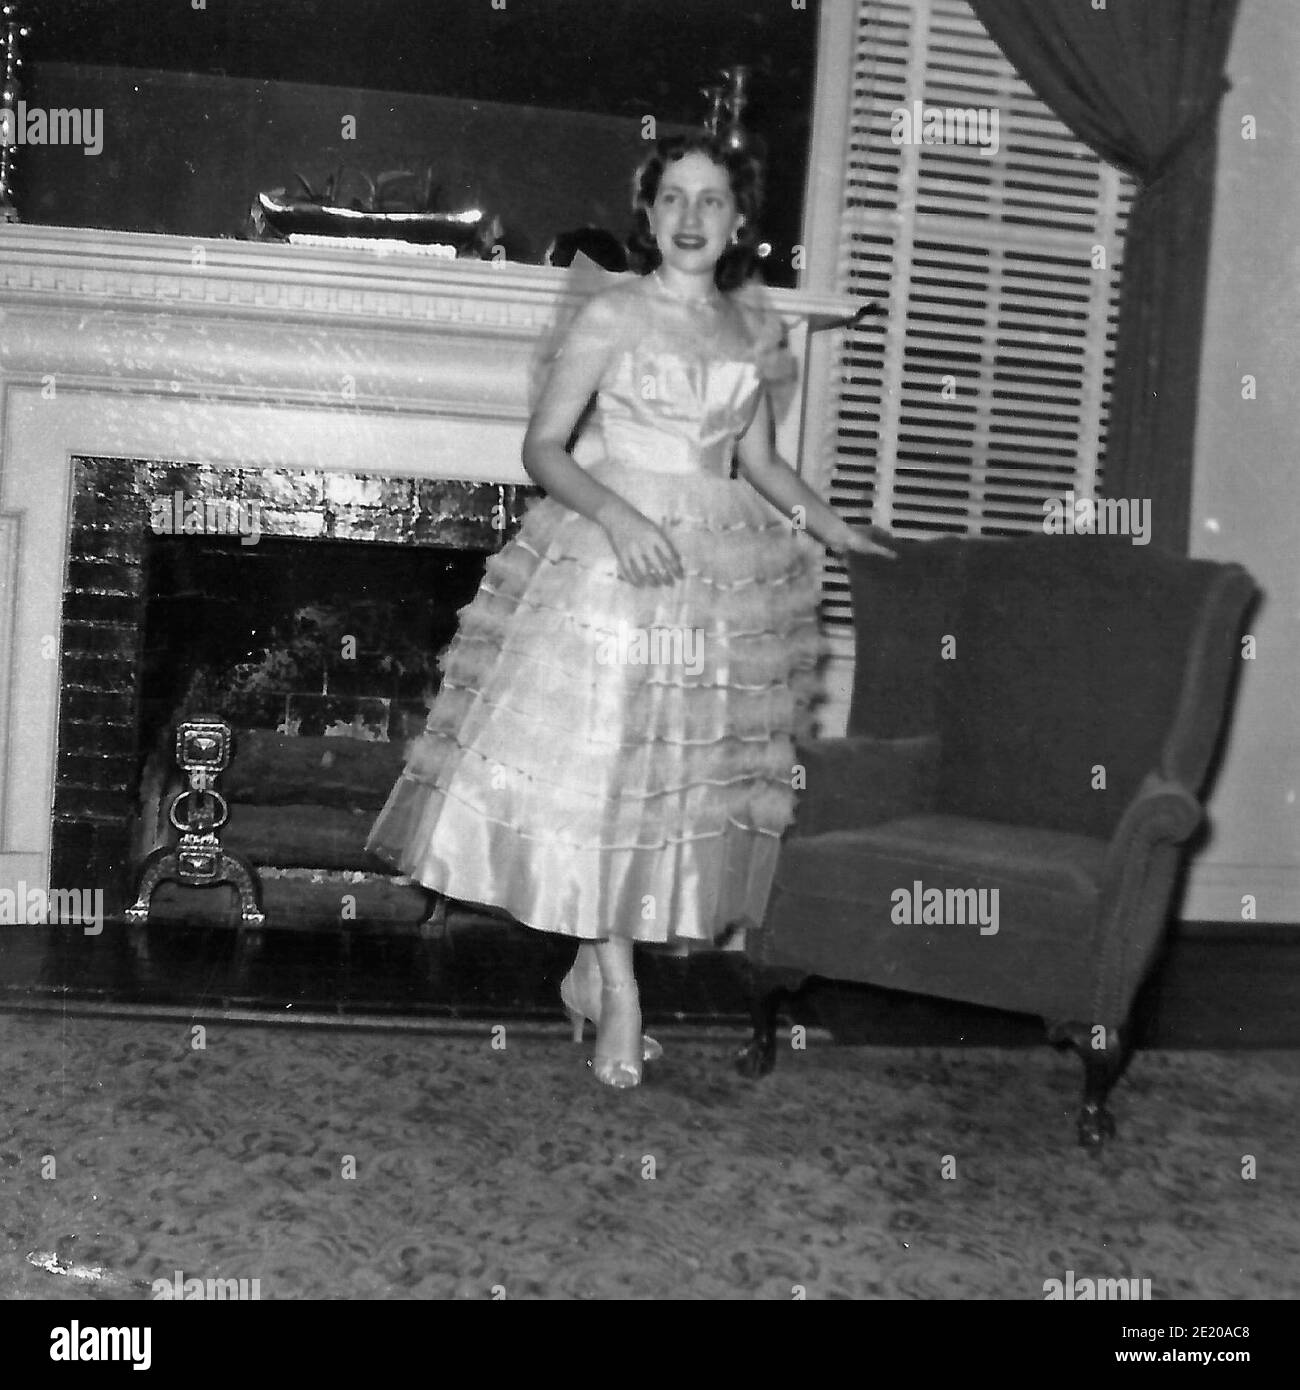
[598,501,685,587]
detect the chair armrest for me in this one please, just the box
[1090,771,1204,1024]
[791,734,940,837]
[1102,770,1203,881]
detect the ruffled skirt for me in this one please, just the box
[365,460,823,947]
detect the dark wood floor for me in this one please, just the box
[1,912,1297,1048]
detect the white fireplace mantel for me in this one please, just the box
[0,225,855,893]
[0,225,853,467]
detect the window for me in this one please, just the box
[815,0,1136,629]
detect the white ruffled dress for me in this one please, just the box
[366,273,822,948]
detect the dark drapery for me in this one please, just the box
[967,0,1240,553]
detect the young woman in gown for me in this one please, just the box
[367,134,893,1087]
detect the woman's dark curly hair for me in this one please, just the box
[626,133,765,293]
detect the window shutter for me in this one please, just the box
[820,0,1135,629]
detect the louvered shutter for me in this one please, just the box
[815,0,1136,630]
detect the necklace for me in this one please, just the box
[651,270,722,309]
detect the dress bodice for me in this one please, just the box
[593,334,763,478]
[577,278,780,479]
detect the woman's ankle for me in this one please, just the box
[593,937,636,990]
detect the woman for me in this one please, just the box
[367,134,892,1087]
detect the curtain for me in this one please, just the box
[966,0,1240,554]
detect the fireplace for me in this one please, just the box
[0,225,854,924]
[52,455,532,919]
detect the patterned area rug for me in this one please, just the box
[1,1013,1296,1300]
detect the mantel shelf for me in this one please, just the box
[0,224,855,330]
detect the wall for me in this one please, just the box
[1185,0,1300,924]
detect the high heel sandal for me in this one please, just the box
[559,960,663,1067]
[590,980,647,1089]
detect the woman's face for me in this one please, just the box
[647,152,742,277]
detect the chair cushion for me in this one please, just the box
[760,814,1106,1019]
[771,815,1106,907]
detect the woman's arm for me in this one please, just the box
[522,294,684,586]
[734,389,895,556]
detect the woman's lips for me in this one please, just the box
[673,235,707,249]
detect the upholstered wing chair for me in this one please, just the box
[739,534,1257,1149]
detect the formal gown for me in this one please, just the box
[365,272,823,948]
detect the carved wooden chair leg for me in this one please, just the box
[734,985,782,1078]
[734,959,803,1078]
[1047,1020,1130,1151]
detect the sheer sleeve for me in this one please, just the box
[732,279,798,387]
[732,279,799,423]
[529,252,638,410]
[527,272,642,469]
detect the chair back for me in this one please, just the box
[847,535,1256,838]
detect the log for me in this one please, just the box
[223,802,383,870]
[144,872,434,929]
[219,731,410,808]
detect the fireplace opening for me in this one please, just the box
[53,457,533,926]
[140,533,483,751]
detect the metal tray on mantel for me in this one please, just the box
[254,191,488,249]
